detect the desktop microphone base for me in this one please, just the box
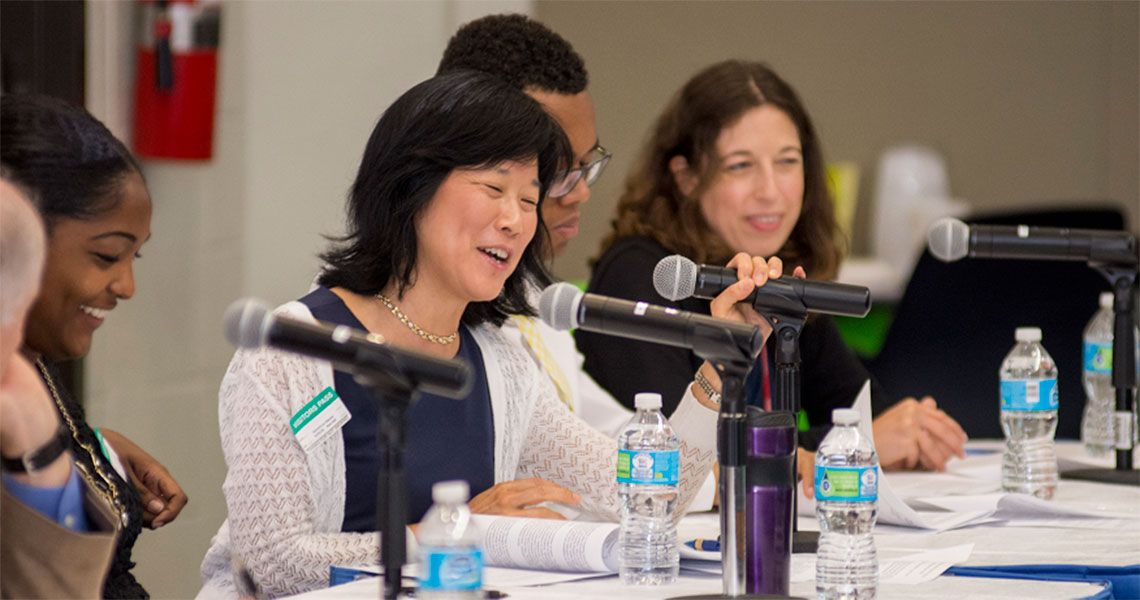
[670,594,806,600]
[791,530,818,554]
[1060,467,1140,486]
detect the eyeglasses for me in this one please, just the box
[547,145,612,199]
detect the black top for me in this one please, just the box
[37,359,148,599]
[577,236,889,450]
[298,287,495,526]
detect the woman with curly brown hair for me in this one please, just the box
[579,60,967,477]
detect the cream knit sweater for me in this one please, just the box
[198,301,717,598]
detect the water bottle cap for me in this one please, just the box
[1100,292,1113,309]
[832,408,860,425]
[634,393,663,410]
[1015,327,1042,342]
[432,480,469,504]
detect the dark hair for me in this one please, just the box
[318,70,573,327]
[0,94,141,228]
[600,60,843,280]
[438,14,587,94]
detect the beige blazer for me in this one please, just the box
[1,477,119,599]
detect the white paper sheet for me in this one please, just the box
[849,383,993,531]
[890,471,1003,498]
[472,515,620,573]
[791,543,974,585]
[331,564,614,588]
[912,492,1140,530]
[876,543,975,584]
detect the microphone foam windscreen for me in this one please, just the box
[927,217,971,262]
[224,298,271,349]
[538,282,582,331]
[653,254,698,301]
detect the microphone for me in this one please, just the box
[538,282,763,364]
[927,217,1139,265]
[223,298,472,398]
[653,255,871,318]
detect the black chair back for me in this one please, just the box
[870,206,1129,439]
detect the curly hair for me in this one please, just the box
[318,70,573,328]
[599,60,843,280]
[437,14,587,94]
[0,94,141,228]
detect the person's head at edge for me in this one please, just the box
[601,59,843,280]
[0,177,46,376]
[317,70,573,327]
[0,94,154,362]
[438,13,602,259]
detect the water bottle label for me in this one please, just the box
[1000,378,1058,411]
[616,449,679,485]
[1084,342,1112,374]
[419,547,483,591]
[814,465,878,502]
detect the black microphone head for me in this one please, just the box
[927,217,971,262]
[653,254,699,301]
[538,282,583,331]
[224,298,272,349]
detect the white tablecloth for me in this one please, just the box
[294,442,1140,599]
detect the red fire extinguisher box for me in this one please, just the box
[133,0,221,161]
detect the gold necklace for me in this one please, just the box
[376,293,458,345]
[35,357,129,530]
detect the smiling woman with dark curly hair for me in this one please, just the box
[580,60,969,484]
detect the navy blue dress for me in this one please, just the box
[298,287,495,528]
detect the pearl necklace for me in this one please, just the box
[376,293,458,345]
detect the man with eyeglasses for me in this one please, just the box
[437,14,631,437]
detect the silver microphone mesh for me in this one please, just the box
[223,298,271,349]
[653,254,698,301]
[927,217,971,262]
[538,282,583,331]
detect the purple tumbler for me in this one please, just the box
[745,408,796,596]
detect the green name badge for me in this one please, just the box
[291,387,351,451]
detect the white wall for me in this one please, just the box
[84,1,529,597]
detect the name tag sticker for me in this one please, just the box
[291,387,351,451]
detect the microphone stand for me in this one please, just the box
[766,312,819,554]
[357,372,418,600]
[714,361,752,597]
[1062,265,1140,486]
[673,326,805,599]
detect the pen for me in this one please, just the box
[685,538,721,552]
[400,587,508,598]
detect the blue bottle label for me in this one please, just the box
[1084,342,1112,374]
[815,465,878,503]
[1000,378,1058,411]
[616,449,679,485]
[419,547,483,591]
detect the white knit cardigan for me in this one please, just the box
[198,301,717,598]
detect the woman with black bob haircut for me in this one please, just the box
[316,68,560,325]
[1,93,188,599]
[200,69,771,598]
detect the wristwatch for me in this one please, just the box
[694,370,721,407]
[1,424,70,473]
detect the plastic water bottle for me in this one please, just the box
[815,408,878,600]
[1082,292,1140,456]
[617,392,680,585]
[417,481,482,599]
[1083,293,1116,456]
[1000,327,1058,499]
